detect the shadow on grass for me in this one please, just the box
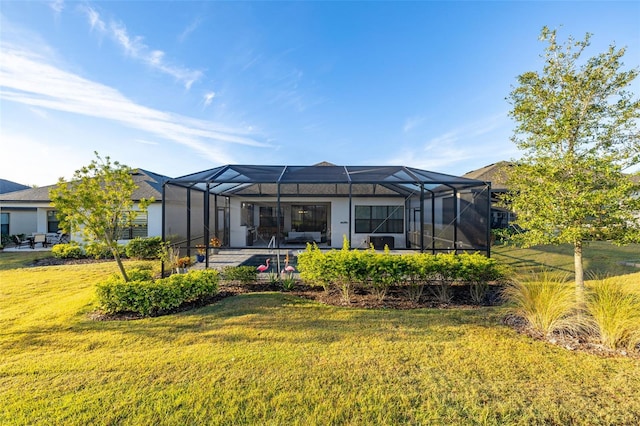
[1,293,506,353]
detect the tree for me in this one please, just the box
[505,27,640,296]
[50,152,152,282]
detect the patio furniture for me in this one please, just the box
[32,233,47,248]
[13,235,33,249]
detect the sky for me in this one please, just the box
[1,1,639,187]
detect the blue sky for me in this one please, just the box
[1,1,639,186]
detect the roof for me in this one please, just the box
[0,169,169,203]
[168,164,488,197]
[462,161,513,191]
[0,179,30,194]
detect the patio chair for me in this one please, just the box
[33,234,47,248]
[13,235,33,249]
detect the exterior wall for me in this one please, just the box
[0,207,37,236]
[147,204,163,237]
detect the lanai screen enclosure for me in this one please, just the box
[162,164,491,266]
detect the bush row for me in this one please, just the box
[96,269,220,316]
[51,237,165,260]
[297,244,506,303]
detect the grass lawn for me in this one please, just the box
[1,246,640,425]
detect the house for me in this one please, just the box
[462,161,514,229]
[0,170,169,243]
[164,163,492,255]
[0,179,30,195]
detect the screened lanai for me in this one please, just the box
[162,164,492,264]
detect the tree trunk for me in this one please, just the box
[574,241,585,304]
[106,234,129,282]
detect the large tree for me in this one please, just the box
[50,152,152,281]
[505,27,640,295]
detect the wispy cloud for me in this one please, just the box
[178,16,203,43]
[81,6,202,89]
[0,43,270,164]
[383,112,514,172]
[203,91,216,107]
[49,0,64,15]
[403,115,425,133]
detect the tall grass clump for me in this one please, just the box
[585,278,640,351]
[503,271,576,335]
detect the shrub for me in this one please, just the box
[459,253,504,304]
[222,266,257,284]
[85,241,127,260]
[428,253,461,304]
[585,278,640,351]
[503,271,576,335]
[96,269,220,316]
[51,242,84,259]
[281,276,296,291]
[125,237,164,260]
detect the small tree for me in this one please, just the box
[50,152,152,281]
[505,27,640,297]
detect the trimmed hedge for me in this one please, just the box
[51,243,84,259]
[125,236,165,260]
[221,266,258,284]
[96,269,220,316]
[298,245,505,303]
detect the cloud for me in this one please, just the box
[203,91,216,107]
[49,0,64,15]
[81,6,202,89]
[0,43,270,165]
[178,17,203,43]
[403,115,425,133]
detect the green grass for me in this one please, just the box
[1,250,640,424]
[492,241,640,278]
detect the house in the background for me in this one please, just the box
[462,161,514,229]
[0,170,169,243]
[0,179,30,195]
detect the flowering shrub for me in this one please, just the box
[176,256,193,268]
[210,236,221,247]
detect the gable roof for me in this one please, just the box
[0,179,30,194]
[0,169,170,203]
[462,161,513,191]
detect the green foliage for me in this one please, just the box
[49,152,153,282]
[96,269,219,316]
[280,276,296,292]
[125,237,164,259]
[503,271,577,335]
[298,246,503,304]
[85,241,126,260]
[505,27,640,290]
[51,242,84,259]
[222,266,257,284]
[585,278,640,351]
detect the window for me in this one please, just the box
[355,205,404,233]
[291,204,327,232]
[1,213,8,236]
[259,206,283,228]
[241,202,254,227]
[47,210,60,233]
[119,211,148,239]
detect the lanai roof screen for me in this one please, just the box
[168,164,486,196]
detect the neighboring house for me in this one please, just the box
[0,170,169,243]
[164,163,492,254]
[0,179,31,239]
[0,179,30,195]
[463,161,515,229]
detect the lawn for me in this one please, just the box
[1,245,639,425]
